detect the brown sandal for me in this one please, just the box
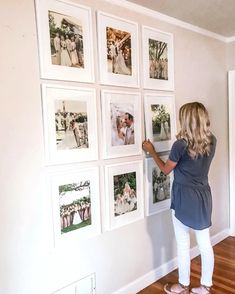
[190,285,211,293]
[164,283,189,293]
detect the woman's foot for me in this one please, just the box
[190,285,211,293]
[164,283,189,293]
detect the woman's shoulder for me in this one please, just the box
[172,138,187,149]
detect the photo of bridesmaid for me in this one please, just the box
[59,181,91,234]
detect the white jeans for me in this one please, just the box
[172,213,214,287]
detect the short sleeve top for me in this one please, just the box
[169,134,216,230]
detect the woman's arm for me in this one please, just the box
[142,139,177,175]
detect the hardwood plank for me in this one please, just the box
[137,237,235,294]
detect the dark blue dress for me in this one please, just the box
[169,135,217,230]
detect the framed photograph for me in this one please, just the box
[145,156,172,216]
[97,11,139,87]
[142,26,174,91]
[101,90,142,158]
[35,0,94,82]
[50,167,101,246]
[144,93,176,152]
[42,84,98,164]
[104,161,144,230]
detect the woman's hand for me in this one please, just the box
[142,139,156,156]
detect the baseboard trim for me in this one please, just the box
[113,229,229,294]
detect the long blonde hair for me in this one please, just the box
[176,102,212,158]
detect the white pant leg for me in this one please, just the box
[194,228,214,287]
[172,213,190,286]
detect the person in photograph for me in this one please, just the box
[142,102,216,294]
[75,34,84,67]
[71,120,80,147]
[111,116,125,146]
[60,35,72,67]
[72,204,82,225]
[65,35,72,57]
[109,41,117,73]
[53,32,61,65]
[70,36,79,66]
[114,47,131,75]
[124,112,135,145]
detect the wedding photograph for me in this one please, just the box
[110,102,135,146]
[42,84,98,164]
[48,10,84,68]
[54,99,88,150]
[101,90,142,158]
[113,171,137,217]
[145,156,172,216]
[105,161,144,230]
[152,166,170,203]
[59,180,91,234]
[149,39,168,80]
[97,11,139,87]
[106,26,132,75]
[151,104,171,142]
[142,26,174,90]
[144,93,176,152]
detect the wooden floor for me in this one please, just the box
[137,237,235,294]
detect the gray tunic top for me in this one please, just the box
[169,135,216,230]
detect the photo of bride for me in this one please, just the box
[106,26,132,76]
[54,99,88,150]
[151,104,171,142]
[110,102,135,146]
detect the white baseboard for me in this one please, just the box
[113,229,229,294]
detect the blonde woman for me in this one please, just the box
[142,102,216,294]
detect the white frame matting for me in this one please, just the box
[35,0,94,82]
[144,93,176,152]
[142,26,174,91]
[97,11,139,87]
[42,84,98,165]
[101,89,142,158]
[49,166,101,247]
[104,160,144,230]
[145,156,172,216]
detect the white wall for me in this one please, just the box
[227,41,235,70]
[0,0,229,293]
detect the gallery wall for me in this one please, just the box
[0,0,230,294]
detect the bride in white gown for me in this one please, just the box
[73,204,82,225]
[114,49,131,75]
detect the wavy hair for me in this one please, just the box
[176,102,212,158]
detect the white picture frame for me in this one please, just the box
[104,161,144,230]
[145,156,172,216]
[35,0,94,82]
[142,26,174,91]
[97,11,139,87]
[101,90,142,159]
[42,84,98,165]
[49,166,101,247]
[144,93,176,152]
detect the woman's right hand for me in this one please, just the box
[142,139,156,156]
